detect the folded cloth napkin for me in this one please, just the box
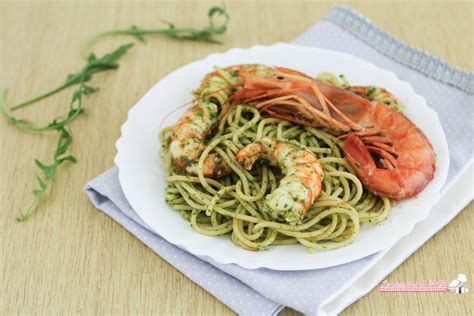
[85,6,474,315]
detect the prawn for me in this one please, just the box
[169,64,274,177]
[170,100,231,177]
[343,104,435,199]
[231,66,436,199]
[235,138,323,225]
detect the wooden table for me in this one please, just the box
[1,1,472,314]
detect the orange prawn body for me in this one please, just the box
[170,101,231,177]
[231,66,436,200]
[344,104,435,199]
[169,65,273,178]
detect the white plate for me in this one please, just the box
[115,43,449,270]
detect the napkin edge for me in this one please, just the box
[323,5,474,94]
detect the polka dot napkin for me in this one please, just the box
[85,6,473,315]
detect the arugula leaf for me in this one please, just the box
[1,87,85,132]
[1,44,134,221]
[82,5,229,57]
[10,43,134,111]
[17,127,76,221]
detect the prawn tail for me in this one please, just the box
[343,133,403,198]
[235,143,265,170]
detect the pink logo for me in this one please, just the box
[379,274,469,294]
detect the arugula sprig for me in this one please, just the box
[83,5,229,57]
[1,5,229,221]
[1,44,133,132]
[11,43,134,112]
[1,43,134,221]
[16,127,76,221]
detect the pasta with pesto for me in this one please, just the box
[161,107,390,252]
[160,65,398,252]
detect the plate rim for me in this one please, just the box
[115,42,449,270]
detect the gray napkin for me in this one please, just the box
[85,6,473,315]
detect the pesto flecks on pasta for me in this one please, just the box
[160,65,392,251]
[159,63,436,252]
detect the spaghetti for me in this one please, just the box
[161,103,391,251]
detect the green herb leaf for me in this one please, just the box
[182,156,192,167]
[36,175,47,190]
[366,86,377,97]
[82,5,229,57]
[16,127,77,221]
[10,43,133,111]
[1,6,229,222]
[34,159,56,180]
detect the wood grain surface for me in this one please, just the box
[1,1,472,315]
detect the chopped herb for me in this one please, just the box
[193,108,204,117]
[366,86,377,97]
[338,74,350,87]
[209,108,218,120]
[181,156,192,166]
